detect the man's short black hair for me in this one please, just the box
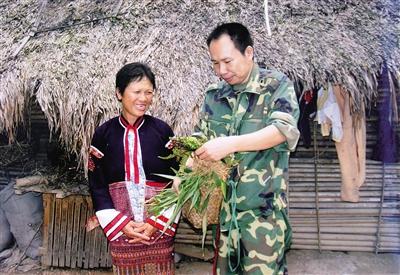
[206,22,253,54]
[116,62,156,94]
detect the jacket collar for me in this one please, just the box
[119,115,144,129]
[218,63,261,99]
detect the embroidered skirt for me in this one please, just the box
[109,181,175,275]
[110,233,174,274]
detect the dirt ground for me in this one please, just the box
[173,250,400,275]
[4,249,396,275]
[2,249,399,274]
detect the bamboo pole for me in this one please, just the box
[313,121,321,252]
[293,233,398,242]
[291,244,400,253]
[375,163,386,254]
[292,226,399,235]
[288,208,399,216]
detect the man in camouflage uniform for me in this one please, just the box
[194,23,300,274]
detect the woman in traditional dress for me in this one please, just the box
[88,62,179,274]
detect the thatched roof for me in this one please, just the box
[1,0,399,167]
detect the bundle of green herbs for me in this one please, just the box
[147,136,236,244]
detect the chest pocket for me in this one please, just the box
[207,118,230,137]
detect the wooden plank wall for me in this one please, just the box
[41,193,111,268]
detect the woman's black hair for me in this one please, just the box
[116,62,156,94]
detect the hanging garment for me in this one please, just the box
[372,63,399,163]
[298,89,317,148]
[317,83,343,142]
[333,86,366,202]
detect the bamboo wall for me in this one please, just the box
[40,193,213,268]
[288,84,400,253]
[41,193,111,268]
[289,158,399,253]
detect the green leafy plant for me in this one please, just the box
[148,136,236,245]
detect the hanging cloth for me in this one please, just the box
[333,86,366,202]
[372,63,399,163]
[298,88,317,148]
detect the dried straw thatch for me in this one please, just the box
[0,0,399,168]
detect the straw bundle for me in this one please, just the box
[0,68,31,143]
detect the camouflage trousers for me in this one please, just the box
[215,200,292,275]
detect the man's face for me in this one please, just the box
[209,34,254,85]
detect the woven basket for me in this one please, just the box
[182,184,223,228]
[181,158,228,229]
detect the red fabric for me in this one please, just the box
[88,155,95,172]
[107,217,130,241]
[124,129,131,181]
[132,128,140,183]
[146,218,176,237]
[303,90,314,104]
[212,224,220,275]
[120,115,145,183]
[110,232,174,269]
[146,181,169,187]
[109,182,134,219]
[157,215,178,229]
[103,213,124,233]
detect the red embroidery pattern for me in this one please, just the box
[88,146,104,172]
[88,155,95,172]
[110,233,174,273]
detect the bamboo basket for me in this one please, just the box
[181,158,228,228]
[182,184,223,228]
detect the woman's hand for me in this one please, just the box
[172,177,182,194]
[128,223,158,244]
[121,221,150,241]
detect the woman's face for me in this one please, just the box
[116,77,154,124]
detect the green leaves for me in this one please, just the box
[147,136,236,243]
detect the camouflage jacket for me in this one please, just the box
[196,64,300,225]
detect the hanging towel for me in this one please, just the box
[333,86,366,202]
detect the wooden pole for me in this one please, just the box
[375,163,386,254]
[313,120,322,252]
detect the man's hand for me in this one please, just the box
[195,136,235,161]
[128,223,158,244]
[121,221,150,241]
